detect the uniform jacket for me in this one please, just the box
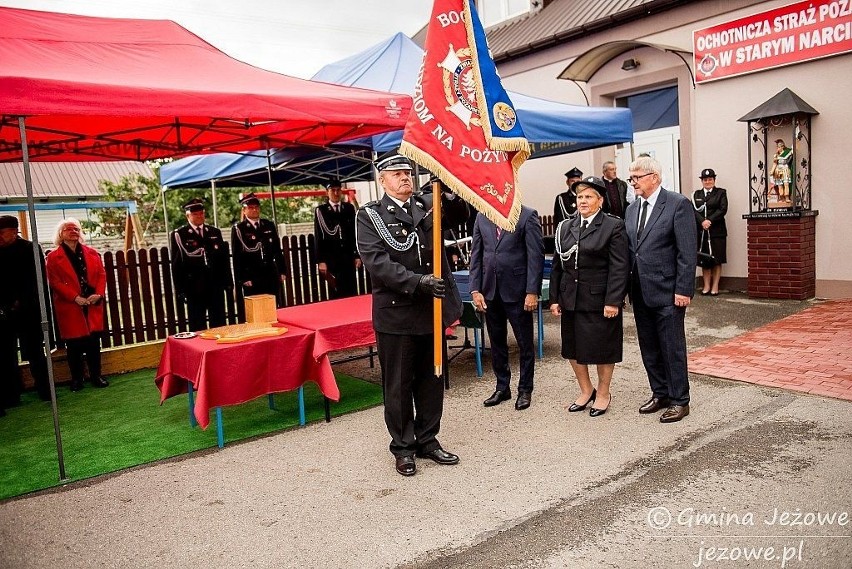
[170,224,233,297]
[230,218,285,288]
[469,205,544,303]
[692,187,728,238]
[314,201,358,268]
[0,237,48,320]
[356,192,465,335]
[553,191,577,226]
[604,177,630,218]
[45,244,106,339]
[549,213,629,312]
[625,188,698,308]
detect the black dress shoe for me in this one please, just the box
[417,448,459,465]
[483,389,511,407]
[70,379,84,392]
[89,376,109,388]
[515,391,531,410]
[589,394,612,417]
[638,396,670,414]
[660,404,690,423]
[568,389,596,412]
[395,455,416,476]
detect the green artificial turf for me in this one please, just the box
[0,369,382,501]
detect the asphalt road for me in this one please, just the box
[1,292,849,568]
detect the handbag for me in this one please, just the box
[697,230,716,269]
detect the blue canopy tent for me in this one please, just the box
[160,32,633,191]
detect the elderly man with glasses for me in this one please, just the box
[625,157,697,424]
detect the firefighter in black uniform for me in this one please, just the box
[170,198,233,331]
[0,215,51,414]
[356,154,466,477]
[553,166,583,226]
[313,179,360,299]
[231,193,286,306]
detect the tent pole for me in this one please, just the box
[162,186,170,237]
[266,147,278,225]
[371,151,380,202]
[18,116,67,482]
[211,180,219,227]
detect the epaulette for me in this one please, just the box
[363,200,381,209]
[604,212,619,218]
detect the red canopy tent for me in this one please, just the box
[0,6,412,481]
[0,7,411,162]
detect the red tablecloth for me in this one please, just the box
[276,295,376,360]
[155,324,339,429]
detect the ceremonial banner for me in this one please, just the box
[400,0,529,231]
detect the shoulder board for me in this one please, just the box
[604,212,619,218]
[363,200,381,209]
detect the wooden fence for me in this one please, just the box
[43,215,557,350]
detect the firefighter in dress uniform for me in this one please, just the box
[553,166,583,226]
[356,154,467,477]
[313,179,360,299]
[231,193,286,306]
[170,198,233,331]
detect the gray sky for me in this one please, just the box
[0,0,432,78]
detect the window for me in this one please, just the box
[477,0,530,27]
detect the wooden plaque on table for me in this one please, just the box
[245,294,277,323]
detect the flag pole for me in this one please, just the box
[432,179,443,378]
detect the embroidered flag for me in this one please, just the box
[399,0,529,231]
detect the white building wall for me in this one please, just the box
[495,0,852,297]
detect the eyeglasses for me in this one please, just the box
[628,173,655,183]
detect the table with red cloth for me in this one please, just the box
[275,295,376,360]
[155,324,340,433]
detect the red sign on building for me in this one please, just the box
[693,0,852,83]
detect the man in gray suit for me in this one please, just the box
[625,156,697,423]
[470,206,544,410]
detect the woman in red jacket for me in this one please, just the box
[46,218,109,392]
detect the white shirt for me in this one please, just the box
[637,187,662,233]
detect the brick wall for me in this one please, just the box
[746,214,817,300]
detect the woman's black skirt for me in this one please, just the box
[560,309,623,364]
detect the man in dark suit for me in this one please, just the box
[231,193,286,306]
[470,205,544,410]
[314,179,360,299]
[170,198,234,331]
[601,161,629,219]
[0,215,52,412]
[553,167,583,226]
[356,154,466,477]
[625,156,697,423]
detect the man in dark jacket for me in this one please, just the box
[553,166,583,226]
[170,198,233,331]
[231,193,286,306]
[469,206,544,410]
[0,215,51,412]
[601,161,629,219]
[314,179,360,298]
[356,154,466,477]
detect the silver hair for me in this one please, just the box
[53,217,85,247]
[602,161,617,173]
[629,156,662,176]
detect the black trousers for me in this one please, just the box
[484,295,535,393]
[326,259,358,299]
[630,276,690,405]
[186,287,227,332]
[65,334,102,384]
[375,331,445,458]
[0,317,49,405]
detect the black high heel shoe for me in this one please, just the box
[589,394,612,417]
[568,389,596,412]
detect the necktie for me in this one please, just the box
[332,203,339,213]
[637,201,649,239]
[196,225,203,238]
[580,219,588,235]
